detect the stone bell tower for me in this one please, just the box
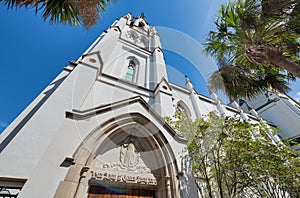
[0,14,197,198]
[96,13,168,88]
[73,13,175,116]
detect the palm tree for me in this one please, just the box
[0,0,113,28]
[205,0,299,99]
[261,0,296,18]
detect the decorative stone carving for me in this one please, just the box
[125,31,149,49]
[90,135,157,185]
[119,135,143,169]
[126,31,138,42]
[137,38,147,48]
[100,136,149,173]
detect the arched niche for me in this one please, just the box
[54,113,180,198]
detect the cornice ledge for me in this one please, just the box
[66,96,187,143]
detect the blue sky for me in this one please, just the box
[0,0,299,133]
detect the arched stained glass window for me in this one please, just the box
[125,62,135,82]
[176,101,191,118]
[177,103,186,113]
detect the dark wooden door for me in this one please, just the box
[88,185,155,198]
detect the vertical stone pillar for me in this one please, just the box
[186,76,202,118]
[165,175,171,198]
[74,167,90,198]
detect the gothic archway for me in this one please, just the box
[54,113,181,198]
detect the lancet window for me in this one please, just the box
[125,61,136,82]
[176,101,191,118]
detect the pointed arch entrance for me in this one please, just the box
[54,113,182,198]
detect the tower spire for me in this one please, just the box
[139,12,145,19]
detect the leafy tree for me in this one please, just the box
[167,112,300,198]
[205,0,300,99]
[0,0,114,28]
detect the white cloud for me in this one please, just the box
[0,121,8,128]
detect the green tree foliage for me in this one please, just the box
[0,0,114,28]
[167,112,300,198]
[205,0,300,99]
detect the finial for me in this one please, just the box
[207,86,226,116]
[229,98,241,111]
[125,13,132,20]
[185,75,190,84]
[139,12,146,19]
[246,102,262,120]
[208,86,219,101]
[245,102,252,111]
[230,98,251,121]
[186,76,194,91]
[208,86,221,103]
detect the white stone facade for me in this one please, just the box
[0,14,299,197]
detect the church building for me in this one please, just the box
[0,14,299,198]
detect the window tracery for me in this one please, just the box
[125,62,135,82]
[125,59,137,82]
[176,101,191,118]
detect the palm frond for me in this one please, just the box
[0,0,114,28]
[205,0,300,99]
[42,0,80,26]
